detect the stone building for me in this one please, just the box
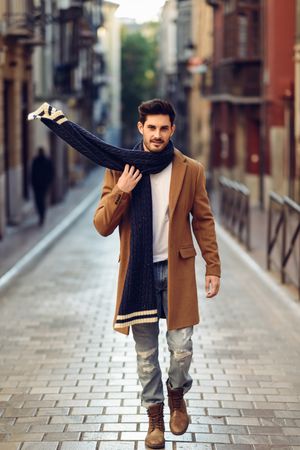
[206,0,296,207]
[159,0,213,166]
[0,0,121,240]
[0,0,43,237]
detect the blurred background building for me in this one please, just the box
[158,0,298,208]
[0,0,120,240]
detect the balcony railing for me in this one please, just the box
[1,12,35,37]
[202,60,261,100]
[267,192,300,299]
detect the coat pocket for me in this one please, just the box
[179,246,197,258]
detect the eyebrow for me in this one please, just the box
[147,124,170,129]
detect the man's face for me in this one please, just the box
[137,114,176,152]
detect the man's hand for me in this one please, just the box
[205,275,220,298]
[117,164,142,193]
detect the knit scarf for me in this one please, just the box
[28,103,174,328]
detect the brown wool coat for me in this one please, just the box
[93,148,221,336]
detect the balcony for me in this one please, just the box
[202,60,262,103]
[2,12,34,38]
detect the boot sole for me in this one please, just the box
[169,416,190,435]
[170,426,188,435]
[145,441,165,449]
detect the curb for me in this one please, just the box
[216,222,300,318]
[0,186,100,294]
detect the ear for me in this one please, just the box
[137,121,144,135]
[170,124,176,137]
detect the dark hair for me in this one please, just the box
[138,98,176,126]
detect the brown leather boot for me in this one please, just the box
[166,379,190,435]
[145,402,165,449]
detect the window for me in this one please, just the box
[238,13,248,58]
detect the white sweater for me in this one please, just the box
[150,161,172,262]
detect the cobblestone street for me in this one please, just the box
[0,203,300,450]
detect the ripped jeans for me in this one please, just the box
[132,259,193,409]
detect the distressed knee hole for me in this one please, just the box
[137,347,157,374]
[141,362,156,373]
[173,349,192,361]
[137,347,156,359]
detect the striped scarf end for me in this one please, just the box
[28,102,68,125]
[115,310,158,328]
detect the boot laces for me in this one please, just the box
[170,391,184,410]
[147,405,164,431]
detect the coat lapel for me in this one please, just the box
[169,149,187,220]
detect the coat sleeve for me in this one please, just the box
[93,168,131,237]
[191,163,221,277]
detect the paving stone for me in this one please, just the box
[103,423,136,431]
[21,444,58,450]
[99,442,134,450]
[50,416,84,424]
[37,408,70,416]
[194,433,231,443]
[141,442,175,450]
[211,424,248,434]
[232,434,270,444]
[60,443,97,450]
[3,409,37,418]
[85,415,119,423]
[81,432,118,440]
[2,433,44,442]
[215,446,252,450]
[42,432,80,441]
[191,415,225,424]
[0,445,21,450]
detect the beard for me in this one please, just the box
[144,138,169,152]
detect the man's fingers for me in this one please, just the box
[205,277,210,293]
[129,165,135,175]
[133,169,141,179]
[124,164,130,173]
[205,276,220,298]
[209,281,220,297]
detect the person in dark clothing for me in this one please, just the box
[30,147,55,226]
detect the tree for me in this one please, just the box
[121,23,158,147]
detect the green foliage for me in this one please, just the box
[121,23,158,146]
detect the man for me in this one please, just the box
[93,99,221,449]
[30,147,55,226]
[28,98,221,449]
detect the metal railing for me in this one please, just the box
[219,176,251,250]
[267,192,300,298]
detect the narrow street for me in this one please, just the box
[0,206,300,450]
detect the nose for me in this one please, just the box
[154,129,161,139]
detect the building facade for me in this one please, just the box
[159,0,213,164]
[101,1,121,146]
[0,0,121,240]
[158,0,178,104]
[0,0,43,237]
[206,0,296,207]
[294,0,300,203]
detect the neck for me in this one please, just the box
[142,142,150,152]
